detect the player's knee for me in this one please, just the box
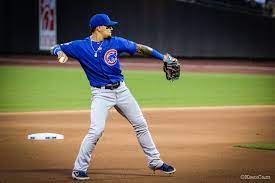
[87,127,104,142]
[132,116,149,136]
[95,129,104,139]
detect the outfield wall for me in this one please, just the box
[1,0,275,58]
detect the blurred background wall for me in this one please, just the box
[0,0,275,58]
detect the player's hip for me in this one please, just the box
[91,81,127,93]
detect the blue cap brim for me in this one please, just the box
[106,21,118,27]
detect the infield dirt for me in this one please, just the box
[0,106,274,183]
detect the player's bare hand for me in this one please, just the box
[57,51,68,63]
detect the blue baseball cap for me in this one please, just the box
[89,14,118,29]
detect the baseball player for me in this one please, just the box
[51,13,177,181]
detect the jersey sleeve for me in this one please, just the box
[59,41,79,59]
[116,37,137,55]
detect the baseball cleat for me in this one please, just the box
[72,170,90,180]
[152,163,176,175]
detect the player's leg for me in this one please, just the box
[73,89,116,177]
[115,83,164,170]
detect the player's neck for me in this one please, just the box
[90,33,104,42]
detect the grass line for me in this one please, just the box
[0,66,275,112]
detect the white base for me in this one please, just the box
[27,133,64,140]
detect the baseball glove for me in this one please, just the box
[163,55,180,81]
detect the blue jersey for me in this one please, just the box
[55,36,137,87]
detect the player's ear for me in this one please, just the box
[97,26,103,32]
[93,26,99,33]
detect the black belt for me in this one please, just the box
[95,82,121,90]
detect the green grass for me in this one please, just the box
[233,144,275,150]
[0,66,275,112]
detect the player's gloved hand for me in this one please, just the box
[57,51,68,63]
[163,53,180,81]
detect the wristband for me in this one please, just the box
[152,49,164,61]
[51,45,62,56]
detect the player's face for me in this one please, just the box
[101,26,113,38]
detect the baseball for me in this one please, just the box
[59,56,66,63]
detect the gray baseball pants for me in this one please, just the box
[73,82,163,172]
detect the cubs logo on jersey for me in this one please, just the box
[104,49,118,66]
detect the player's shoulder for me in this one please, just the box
[62,38,90,49]
[111,36,135,44]
[74,38,89,45]
[105,36,123,45]
[112,36,127,42]
[60,39,83,46]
